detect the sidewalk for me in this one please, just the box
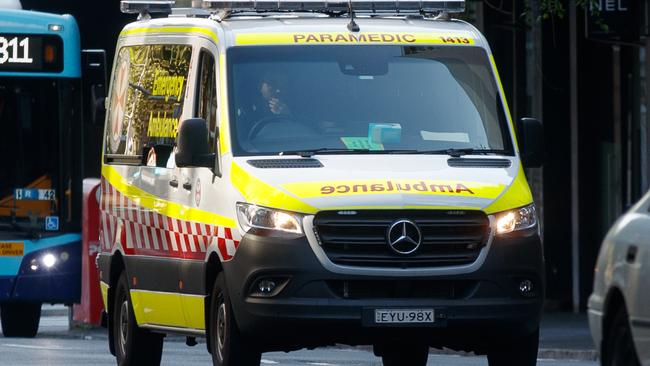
[539,312,597,361]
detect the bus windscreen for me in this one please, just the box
[0,78,65,232]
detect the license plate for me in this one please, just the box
[0,242,24,256]
[374,309,435,324]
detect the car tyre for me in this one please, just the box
[487,328,539,366]
[603,306,640,366]
[113,271,164,366]
[380,344,429,366]
[209,273,261,366]
[0,302,41,338]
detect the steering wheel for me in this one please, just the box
[247,115,294,140]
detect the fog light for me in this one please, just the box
[519,279,533,294]
[258,279,276,294]
[30,259,39,271]
[42,253,57,268]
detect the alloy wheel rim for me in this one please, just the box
[119,300,129,356]
[216,301,227,360]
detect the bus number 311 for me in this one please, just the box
[0,37,33,64]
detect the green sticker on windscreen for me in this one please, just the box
[340,137,384,150]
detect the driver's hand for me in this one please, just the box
[269,97,289,115]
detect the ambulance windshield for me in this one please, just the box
[228,45,513,156]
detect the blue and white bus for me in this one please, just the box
[0,4,106,337]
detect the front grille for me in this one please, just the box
[313,210,490,268]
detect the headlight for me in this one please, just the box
[236,203,303,235]
[494,204,537,235]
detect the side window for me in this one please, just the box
[105,44,192,166]
[196,50,218,152]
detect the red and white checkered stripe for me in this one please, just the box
[99,179,240,261]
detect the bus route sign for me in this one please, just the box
[14,188,56,201]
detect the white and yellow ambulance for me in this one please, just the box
[97,1,545,365]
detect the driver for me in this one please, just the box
[258,73,291,116]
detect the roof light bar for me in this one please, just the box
[121,0,176,15]
[202,0,465,14]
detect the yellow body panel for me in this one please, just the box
[120,26,219,44]
[282,179,504,199]
[130,290,205,330]
[102,165,236,228]
[100,281,109,310]
[230,162,318,214]
[236,32,475,46]
[483,165,533,214]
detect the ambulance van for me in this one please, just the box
[97,1,545,365]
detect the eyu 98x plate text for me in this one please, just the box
[374,309,435,324]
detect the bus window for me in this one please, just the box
[196,49,217,153]
[0,80,62,222]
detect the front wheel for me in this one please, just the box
[112,271,164,366]
[603,306,640,366]
[378,343,429,366]
[0,302,41,337]
[209,273,261,366]
[487,328,539,366]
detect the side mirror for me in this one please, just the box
[517,117,545,168]
[92,86,106,126]
[175,118,217,169]
[81,50,108,125]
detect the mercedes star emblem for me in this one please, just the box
[386,219,422,255]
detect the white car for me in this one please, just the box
[589,191,650,366]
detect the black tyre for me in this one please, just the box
[380,344,429,366]
[209,273,261,366]
[0,302,41,338]
[603,306,640,366]
[112,271,164,366]
[487,328,539,366]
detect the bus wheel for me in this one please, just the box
[209,273,261,366]
[113,271,164,366]
[0,302,41,338]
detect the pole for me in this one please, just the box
[569,1,580,313]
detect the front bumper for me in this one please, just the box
[223,228,545,351]
[0,242,81,303]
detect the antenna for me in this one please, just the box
[347,0,359,32]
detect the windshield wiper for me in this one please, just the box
[0,222,42,240]
[278,148,428,157]
[403,148,506,157]
[279,148,370,157]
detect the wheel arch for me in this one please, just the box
[107,251,126,356]
[204,252,223,354]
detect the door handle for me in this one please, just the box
[182,182,192,191]
[626,245,638,264]
[169,179,179,188]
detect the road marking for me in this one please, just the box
[1,343,73,351]
[261,360,279,364]
[308,363,338,366]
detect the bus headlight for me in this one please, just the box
[494,204,537,235]
[236,203,303,235]
[42,253,57,268]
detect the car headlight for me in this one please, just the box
[494,204,537,235]
[236,203,303,235]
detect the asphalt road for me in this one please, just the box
[0,313,598,366]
